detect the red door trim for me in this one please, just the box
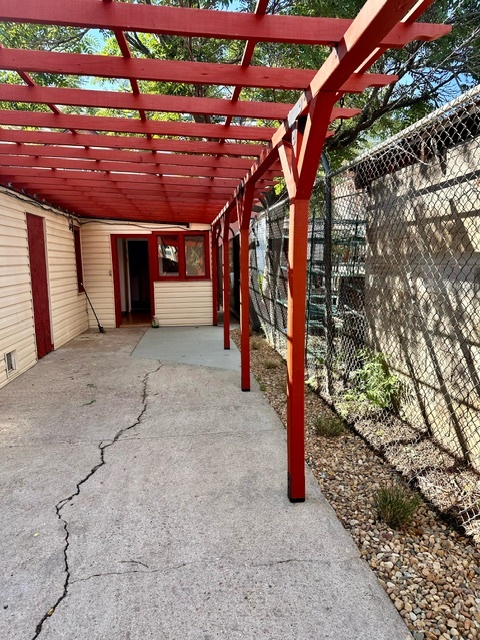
[111,234,154,327]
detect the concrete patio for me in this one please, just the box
[0,327,410,640]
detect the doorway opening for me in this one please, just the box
[115,237,152,326]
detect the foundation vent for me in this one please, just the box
[5,351,16,375]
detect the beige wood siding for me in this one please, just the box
[80,222,211,329]
[45,215,89,348]
[154,280,213,326]
[0,195,36,388]
[0,190,88,389]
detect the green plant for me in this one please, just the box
[257,273,264,290]
[373,484,420,529]
[313,414,345,437]
[340,349,402,417]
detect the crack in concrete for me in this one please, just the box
[69,559,313,585]
[31,363,162,640]
[70,559,213,584]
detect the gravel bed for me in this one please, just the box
[233,329,480,640]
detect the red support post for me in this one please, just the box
[239,223,250,391]
[285,198,309,502]
[222,211,231,350]
[211,225,218,326]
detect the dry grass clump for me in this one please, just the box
[313,414,345,437]
[373,483,421,529]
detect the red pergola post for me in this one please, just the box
[285,197,310,501]
[278,106,334,503]
[238,184,255,392]
[222,210,231,350]
[239,223,250,391]
[211,225,218,326]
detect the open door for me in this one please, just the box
[26,213,53,359]
[112,235,153,327]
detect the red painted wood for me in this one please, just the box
[239,225,250,392]
[0,108,276,141]
[0,130,265,157]
[0,154,259,180]
[110,235,122,328]
[222,212,231,350]
[0,0,448,46]
[211,227,218,326]
[0,143,272,173]
[286,199,309,502]
[0,48,317,91]
[0,84,293,121]
[0,167,243,187]
[73,227,84,293]
[26,213,53,359]
[148,234,157,320]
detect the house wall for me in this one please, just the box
[154,280,212,326]
[0,189,88,389]
[80,221,212,329]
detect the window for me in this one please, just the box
[73,227,84,293]
[158,234,180,277]
[185,235,206,277]
[156,232,209,280]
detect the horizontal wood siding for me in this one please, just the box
[0,191,88,389]
[80,223,211,329]
[45,214,89,348]
[0,196,35,388]
[154,280,213,326]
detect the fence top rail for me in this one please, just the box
[331,84,480,179]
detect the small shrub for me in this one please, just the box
[373,484,420,529]
[352,349,402,412]
[313,414,345,437]
[338,349,402,418]
[251,338,261,350]
[263,358,279,369]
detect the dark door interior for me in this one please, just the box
[127,240,151,312]
[26,213,53,359]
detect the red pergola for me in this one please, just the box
[0,0,449,501]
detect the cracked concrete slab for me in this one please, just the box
[0,327,410,640]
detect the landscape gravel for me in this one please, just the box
[232,329,480,640]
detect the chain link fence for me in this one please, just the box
[250,86,480,540]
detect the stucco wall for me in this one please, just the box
[363,135,480,468]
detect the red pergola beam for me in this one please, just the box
[0,84,294,121]
[0,109,276,141]
[2,177,271,200]
[0,108,358,141]
[0,167,248,187]
[0,0,448,47]
[0,155,282,181]
[5,181,256,198]
[0,130,266,157]
[0,49,409,94]
[0,48,317,91]
[0,143,268,171]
